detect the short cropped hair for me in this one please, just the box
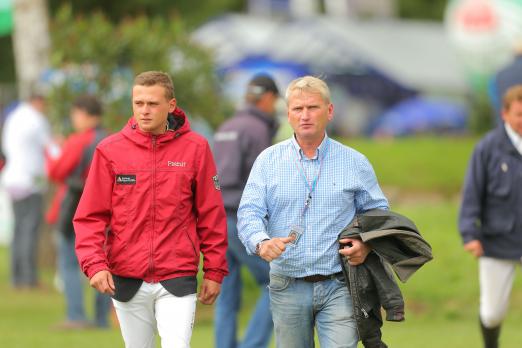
[73,95,103,117]
[285,76,331,104]
[502,85,522,111]
[134,71,175,100]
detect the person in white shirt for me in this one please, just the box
[1,91,54,289]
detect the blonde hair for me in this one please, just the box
[502,84,522,111]
[134,71,175,100]
[285,76,331,104]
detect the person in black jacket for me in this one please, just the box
[459,85,522,348]
[213,74,280,348]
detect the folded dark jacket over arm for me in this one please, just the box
[339,209,433,348]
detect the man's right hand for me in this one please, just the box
[464,239,484,258]
[90,270,115,295]
[258,236,295,262]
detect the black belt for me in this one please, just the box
[298,272,343,283]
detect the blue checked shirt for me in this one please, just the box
[237,134,389,278]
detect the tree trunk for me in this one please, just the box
[11,0,50,100]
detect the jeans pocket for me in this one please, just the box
[268,273,290,291]
[333,273,347,286]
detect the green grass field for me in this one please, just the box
[342,135,478,195]
[2,136,522,347]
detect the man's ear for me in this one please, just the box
[169,98,177,113]
[327,103,334,121]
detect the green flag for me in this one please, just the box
[0,0,13,36]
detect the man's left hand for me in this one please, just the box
[198,279,221,305]
[339,238,372,266]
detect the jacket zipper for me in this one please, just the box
[351,261,369,319]
[347,264,362,339]
[149,135,157,282]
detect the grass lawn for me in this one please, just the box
[2,136,521,347]
[341,136,478,195]
[2,200,522,347]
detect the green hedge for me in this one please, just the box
[47,4,229,134]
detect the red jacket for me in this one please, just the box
[74,109,228,283]
[46,128,101,225]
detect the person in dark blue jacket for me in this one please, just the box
[459,84,522,348]
[213,74,280,348]
[489,43,522,124]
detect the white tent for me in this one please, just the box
[192,14,469,95]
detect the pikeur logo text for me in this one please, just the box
[167,161,186,167]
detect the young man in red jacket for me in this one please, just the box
[73,71,228,348]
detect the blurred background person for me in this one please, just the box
[213,74,280,348]
[459,84,522,348]
[1,89,54,289]
[46,95,111,329]
[489,41,522,124]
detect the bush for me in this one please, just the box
[467,91,495,135]
[46,4,228,133]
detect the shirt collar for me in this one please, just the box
[504,122,522,155]
[290,133,329,160]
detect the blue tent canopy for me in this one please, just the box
[369,97,468,137]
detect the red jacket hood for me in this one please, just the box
[122,107,191,147]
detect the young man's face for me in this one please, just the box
[132,84,176,135]
[502,99,522,136]
[287,90,333,143]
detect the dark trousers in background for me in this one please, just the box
[57,232,112,327]
[214,213,273,348]
[10,192,43,287]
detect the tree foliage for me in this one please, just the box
[0,36,15,83]
[48,0,245,29]
[46,4,228,133]
[397,0,447,21]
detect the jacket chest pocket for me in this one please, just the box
[483,156,517,235]
[111,173,145,233]
[486,156,513,198]
[155,169,192,217]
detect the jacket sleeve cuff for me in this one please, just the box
[85,263,110,279]
[461,231,479,244]
[203,270,226,283]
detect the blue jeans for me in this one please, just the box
[11,193,42,287]
[57,232,111,327]
[215,214,273,348]
[268,273,358,348]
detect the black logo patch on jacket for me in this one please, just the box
[116,174,136,185]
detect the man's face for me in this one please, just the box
[31,97,46,114]
[70,107,89,132]
[287,90,333,142]
[132,84,176,135]
[502,99,522,136]
[258,92,279,115]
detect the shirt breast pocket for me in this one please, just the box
[327,178,355,206]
